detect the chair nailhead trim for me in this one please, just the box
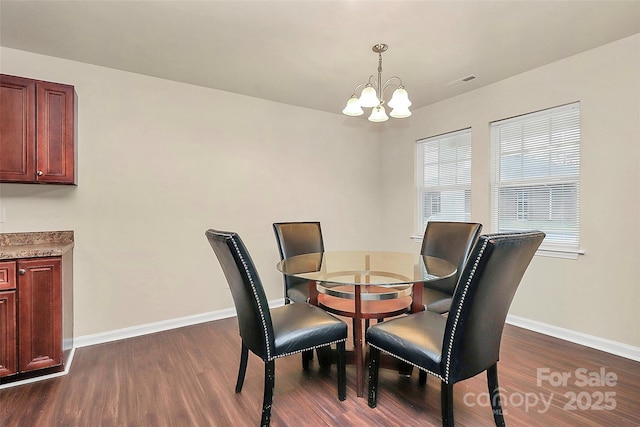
[269,338,348,362]
[230,234,347,363]
[229,235,273,361]
[444,232,533,382]
[374,232,538,384]
[443,237,489,382]
[368,343,444,382]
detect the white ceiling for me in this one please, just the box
[1,1,639,116]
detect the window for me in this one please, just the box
[491,102,581,254]
[416,128,472,234]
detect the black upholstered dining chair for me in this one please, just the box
[273,221,324,304]
[274,221,345,367]
[367,231,545,427]
[420,221,482,314]
[205,229,347,426]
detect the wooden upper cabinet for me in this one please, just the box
[0,74,76,184]
[0,75,36,182]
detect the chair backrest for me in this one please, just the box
[442,231,545,384]
[273,222,324,259]
[205,229,274,361]
[420,221,483,294]
[273,222,324,296]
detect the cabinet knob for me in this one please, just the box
[37,170,44,176]
[18,269,26,275]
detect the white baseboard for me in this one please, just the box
[75,307,237,348]
[87,306,632,363]
[507,314,640,362]
[0,347,76,390]
[72,307,640,362]
[75,298,286,348]
[3,303,634,390]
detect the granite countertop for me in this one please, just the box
[0,231,74,260]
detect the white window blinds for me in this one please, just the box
[417,128,472,234]
[490,102,581,252]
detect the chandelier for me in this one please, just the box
[342,43,412,122]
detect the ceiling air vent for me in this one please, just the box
[447,75,477,86]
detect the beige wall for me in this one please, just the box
[0,47,385,336]
[378,34,640,347]
[2,34,639,349]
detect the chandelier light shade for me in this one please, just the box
[369,105,389,122]
[342,95,364,116]
[358,85,380,108]
[343,43,412,122]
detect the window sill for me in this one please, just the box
[410,235,423,243]
[535,247,585,259]
[410,236,584,259]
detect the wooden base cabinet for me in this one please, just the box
[18,258,63,373]
[0,257,65,379]
[0,260,17,377]
[0,290,17,377]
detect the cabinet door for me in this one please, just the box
[0,260,17,291]
[36,81,75,184]
[17,258,62,372]
[0,74,36,182]
[0,290,17,377]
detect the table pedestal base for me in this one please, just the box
[318,292,412,398]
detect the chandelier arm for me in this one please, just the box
[350,75,378,95]
[380,76,404,100]
[349,82,369,96]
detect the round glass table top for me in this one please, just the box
[276,250,456,287]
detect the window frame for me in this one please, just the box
[416,128,472,235]
[490,102,582,258]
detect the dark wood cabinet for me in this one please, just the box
[0,257,63,378]
[0,74,76,184]
[17,258,63,373]
[0,261,17,377]
[0,291,17,377]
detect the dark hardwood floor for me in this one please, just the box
[1,316,639,426]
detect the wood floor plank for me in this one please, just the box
[1,317,639,426]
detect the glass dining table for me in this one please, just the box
[277,250,457,398]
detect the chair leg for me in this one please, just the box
[261,360,275,427]
[367,347,381,408]
[487,363,506,427]
[419,370,427,385]
[441,381,454,427]
[302,350,312,370]
[336,341,347,401]
[236,342,249,393]
[397,362,413,377]
[317,345,333,368]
